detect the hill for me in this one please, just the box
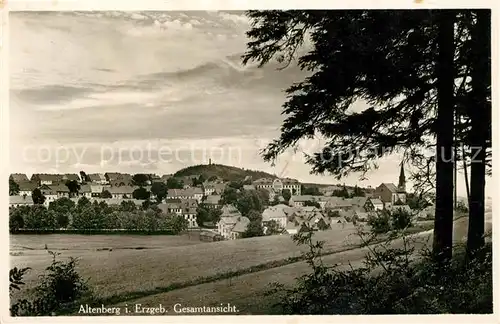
[173,164,277,182]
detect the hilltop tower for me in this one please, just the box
[397,162,406,193]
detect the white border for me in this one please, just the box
[1,1,499,324]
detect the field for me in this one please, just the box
[10,224,363,301]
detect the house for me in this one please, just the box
[62,174,80,182]
[31,174,63,186]
[230,217,250,240]
[158,199,199,227]
[364,198,384,211]
[347,196,368,209]
[90,184,111,197]
[79,184,92,198]
[9,173,29,183]
[18,181,38,197]
[262,205,288,229]
[88,173,108,185]
[105,173,133,187]
[50,185,70,198]
[289,195,317,208]
[166,188,204,202]
[216,205,243,239]
[252,177,301,195]
[39,185,57,206]
[212,183,227,195]
[159,200,184,215]
[373,164,407,208]
[108,186,136,199]
[202,182,217,196]
[182,206,198,228]
[217,216,239,239]
[204,195,221,209]
[9,195,34,207]
[324,197,354,212]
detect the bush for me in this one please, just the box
[455,200,469,213]
[367,210,391,234]
[391,208,413,230]
[10,251,92,316]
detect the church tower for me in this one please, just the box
[397,162,406,193]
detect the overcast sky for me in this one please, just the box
[10,11,490,196]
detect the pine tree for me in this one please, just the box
[242,9,491,260]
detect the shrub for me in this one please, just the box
[10,251,91,316]
[266,226,492,314]
[455,200,469,213]
[367,210,391,234]
[391,208,413,230]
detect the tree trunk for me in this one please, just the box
[462,143,470,203]
[433,10,456,263]
[467,10,491,257]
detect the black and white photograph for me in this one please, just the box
[6,5,495,318]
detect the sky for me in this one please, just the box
[9,11,491,197]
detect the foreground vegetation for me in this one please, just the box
[267,225,492,314]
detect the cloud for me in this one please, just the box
[13,85,92,104]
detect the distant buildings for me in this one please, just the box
[9,174,29,183]
[216,205,250,240]
[9,195,34,207]
[252,178,302,196]
[373,164,407,208]
[158,199,199,228]
[166,188,204,203]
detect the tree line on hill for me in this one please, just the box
[9,197,188,234]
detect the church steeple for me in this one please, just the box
[398,162,406,192]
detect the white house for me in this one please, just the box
[88,173,109,185]
[18,182,38,197]
[50,185,70,199]
[79,184,92,198]
[108,186,136,199]
[216,205,243,239]
[364,198,384,211]
[253,178,301,196]
[230,217,250,240]
[9,195,34,207]
[166,188,204,203]
[262,205,288,229]
[39,185,57,207]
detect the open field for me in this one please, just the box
[10,224,364,300]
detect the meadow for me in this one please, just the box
[10,224,362,301]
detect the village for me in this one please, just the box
[8,162,436,240]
